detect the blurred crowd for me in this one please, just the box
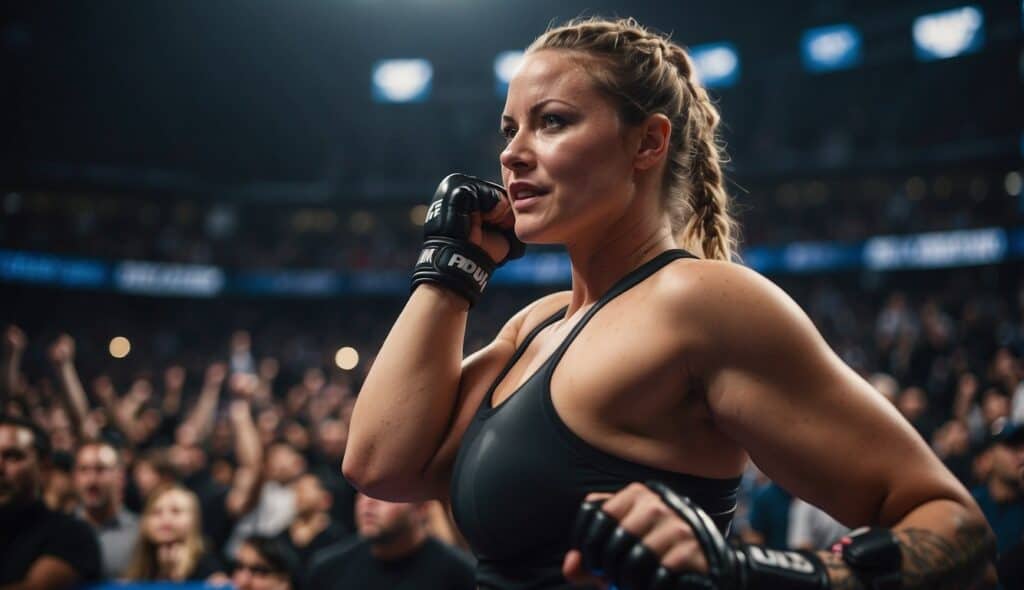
[2,169,1018,271]
[1,267,1023,589]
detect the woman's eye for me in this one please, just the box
[500,126,517,141]
[541,114,567,129]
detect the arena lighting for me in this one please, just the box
[494,50,524,96]
[912,5,985,61]
[689,42,740,88]
[109,337,130,359]
[371,59,433,103]
[1006,171,1023,196]
[801,24,862,72]
[335,347,359,371]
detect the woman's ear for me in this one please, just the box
[634,113,672,171]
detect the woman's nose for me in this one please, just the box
[500,131,534,173]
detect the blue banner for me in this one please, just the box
[0,226,1019,297]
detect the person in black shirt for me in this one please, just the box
[275,472,350,566]
[0,415,101,589]
[305,493,474,590]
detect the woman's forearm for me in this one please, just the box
[821,499,996,590]
[344,285,469,497]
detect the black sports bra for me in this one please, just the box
[449,250,741,589]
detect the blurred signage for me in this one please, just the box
[0,249,106,288]
[864,228,1006,270]
[114,261,225,297]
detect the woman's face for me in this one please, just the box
[500,49,642,245]
[144,489,194,544]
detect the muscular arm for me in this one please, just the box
[344,285,529,501]
[682,263,995,589]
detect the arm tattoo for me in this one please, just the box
[822,522,995,590]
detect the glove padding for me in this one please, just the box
[571,481,831,590]
[411,173,525,307]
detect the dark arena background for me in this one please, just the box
[0,1,1022,589]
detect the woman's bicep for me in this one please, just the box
[700,268,967,527]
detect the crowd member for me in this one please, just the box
[230,535,300,590]
[226,439,305,557]
[741,481,792,550]
[123,482,225,581]
[971,422,1024,555]
[276,472,351,566]
[73,440,139,579]
[0,415,101,589]
[305,493,475,590]
[787,498,850,551]
[310,417,359,533]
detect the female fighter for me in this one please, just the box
[344,17,995,590]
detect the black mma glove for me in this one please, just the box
[571,481,832,590]
[411,173,525,307]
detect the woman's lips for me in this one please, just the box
[512,195,544,210]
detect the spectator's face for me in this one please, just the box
[232,543,290,590]
[316,421,347,460]
[74,444,123,512]
[266,444,305,485]
[991,442,1024,485]
[292,474,328,516]
[133,460,162,499]
[896,387,926,420]
[355,493,419,543]
[0,424,42,506]
[144,489,195,544]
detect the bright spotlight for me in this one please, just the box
[335,347,359,371]
[109,336,131,359]
[372,59,433,103]
[689,42,740,89]
[913,6,985,61]
[801,24,862,72]
[494,50,525,96]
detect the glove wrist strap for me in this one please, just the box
[411,237,495,308]
[733,544,831,590]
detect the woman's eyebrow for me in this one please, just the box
[502,98,579,123]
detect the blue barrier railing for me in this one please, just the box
[2,226,1020,298]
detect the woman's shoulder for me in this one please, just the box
[650,258,807,338]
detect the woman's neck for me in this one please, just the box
[564,213,676,315]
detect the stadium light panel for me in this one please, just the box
[494,50,524,96]
[689,42,740,89]
[372,59,433,103]
[912,6,984,61]
[801,24,862,72]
